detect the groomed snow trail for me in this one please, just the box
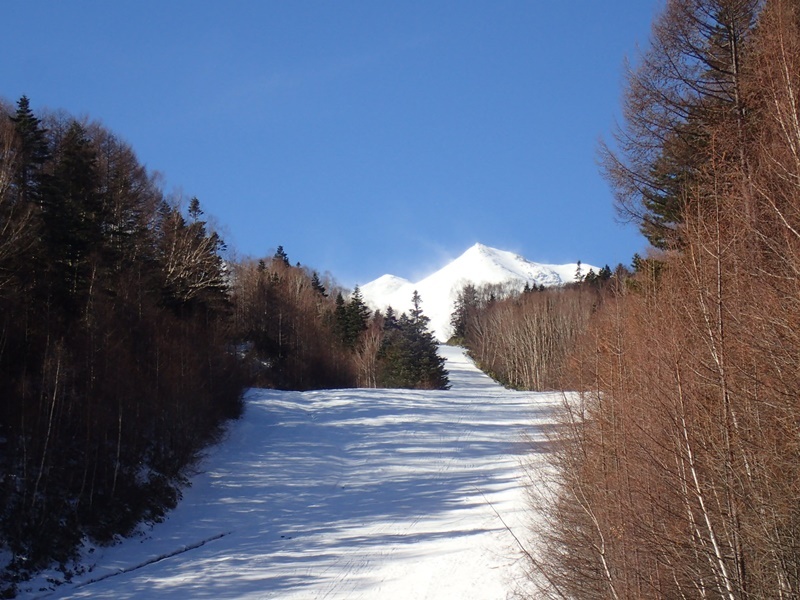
[34,346,561,600]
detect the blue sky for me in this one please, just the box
[5,1,660,286]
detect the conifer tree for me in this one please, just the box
[42,120,103,303]
[383,305,398,329]
[274,245,290,266]
[9,95,49,205]
[601,0,761,249]
[450,283,479,342]
[311,271,327,296]
[408,291,449,389]
[346,285,371,343]
[333,291,348,343]
[333,286,371,349]
[377,291,449,389]
[188,196,203,221]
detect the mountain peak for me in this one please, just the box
[361,244,597,342]
[463,242,500,258]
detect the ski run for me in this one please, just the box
[29,345,561,599]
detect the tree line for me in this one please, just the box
[232,254,448,392]
[451,266,617,391]
[0,97,447,595]
[515,1,800,598]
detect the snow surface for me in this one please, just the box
[26,346,561,600]
[361,243,598,341]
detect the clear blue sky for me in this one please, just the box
[5,1,660,286]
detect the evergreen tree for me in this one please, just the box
[347,285,371,342]
[600,0,760,249]
[41,120,103,303]
[450,283,479,342]
[407,291,449,389]
[333,286,371,349]
[377,291,449,389]
[574,260,583,282]
[9,95,49,205]
[632,253,645,273]
[274,245,290,266]
[188,196,203,221]
[333,292,349,345]
[311,272,327,296]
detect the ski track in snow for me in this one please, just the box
[27,346,561,600]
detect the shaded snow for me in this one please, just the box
[28,346,560,600]
[361,243,598,341]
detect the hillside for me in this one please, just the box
[361,243,597,340]
[26,346,560,599]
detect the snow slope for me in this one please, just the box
[27,346,561,600]
[361,243,597,341]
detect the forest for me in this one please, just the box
[453,0,800,597]
[0,98,446,595]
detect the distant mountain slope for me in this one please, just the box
[361,243,597,341]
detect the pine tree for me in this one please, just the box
[274,245,290,266]
[600,0,761,249]
[450,283,479,342]
[407,291,449,389]
[311,271,327,296]
[333,292,349,345]
[574,260,583,283]
[41,120,103,303]
[347,285,371,342]
[333,286,371,349]
[383,305,399,333]
[0,105,245,588]
[378,291,449,389]
[9,95,49,205]
[188,196,203,221]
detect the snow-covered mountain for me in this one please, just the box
[360,243,597,341]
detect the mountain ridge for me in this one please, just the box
[361,243,597,341]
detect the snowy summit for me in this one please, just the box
[361,243,596,341]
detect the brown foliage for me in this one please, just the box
[531,2,800,597]
[462,286,602,391]
[231,258,357,390]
